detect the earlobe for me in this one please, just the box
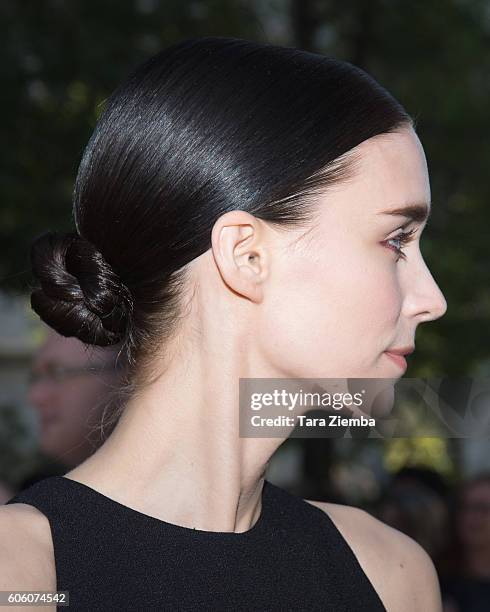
[210,211,267,304]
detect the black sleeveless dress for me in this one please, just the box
[6,476,386,611]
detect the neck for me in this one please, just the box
[66,305,284,533]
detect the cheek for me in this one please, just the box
[258,243,403,376]
[324,241,403,329]
[352,262,402,328]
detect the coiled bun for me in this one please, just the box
[30,231,132,346]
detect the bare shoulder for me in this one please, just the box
[0,503,56,592]
[305,499,442,612]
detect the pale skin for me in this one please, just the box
[0,127,446,611]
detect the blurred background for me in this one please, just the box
[0,1,489,609]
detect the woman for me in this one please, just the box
[1,37,446,610]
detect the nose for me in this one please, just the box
[402,252,447,322]
[28,380,55,413]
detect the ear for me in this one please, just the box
[210,210,269,303]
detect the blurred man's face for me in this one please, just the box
[27,329,117,467]
[458,481,490,551]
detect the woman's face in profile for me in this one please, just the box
[258,127,447,379]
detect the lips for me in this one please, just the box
[385,346,415,356]
[384,351,408,371]
[384,345,414,372]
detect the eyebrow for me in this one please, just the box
[378,203,431,224]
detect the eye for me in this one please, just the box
[383,227,417,262]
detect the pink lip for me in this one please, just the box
[384,351,408,372]
[386,346,415,356]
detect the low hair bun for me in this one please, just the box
[30,231,133,347]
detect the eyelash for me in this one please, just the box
[384,227,417,261]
